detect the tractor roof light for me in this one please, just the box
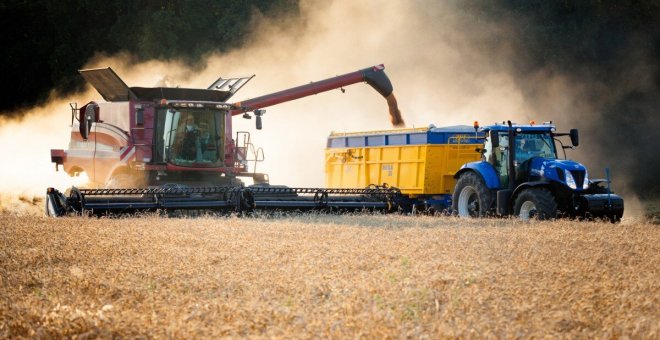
[530,120,536,125]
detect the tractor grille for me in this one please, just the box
[556,168,585,188]
[571,170,585,188]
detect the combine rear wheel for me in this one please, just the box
[513,188,557,221]
[452,172,493,217]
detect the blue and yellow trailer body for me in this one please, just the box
[326,125,485,209]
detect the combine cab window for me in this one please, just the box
[156,108,225,166]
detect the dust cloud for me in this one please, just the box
[0,92,94,197]
[86,1,529,189]
[0,1,651,217]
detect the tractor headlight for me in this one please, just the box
[583,170,589,190]
[565,170,577,189]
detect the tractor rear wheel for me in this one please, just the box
[513,188,557,221]
[452,172,493,217]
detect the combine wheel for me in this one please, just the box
[513,188,557,221]
[452,172,493,217]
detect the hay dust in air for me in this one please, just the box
[0,94,94,213]
[1,213,658,337]
[0,1,529,198]
[0,0,653,215]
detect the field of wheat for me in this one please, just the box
[1,199,658,338]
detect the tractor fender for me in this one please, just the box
[454,161,500,189]
[512,181,550,201]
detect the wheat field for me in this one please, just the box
[1,203,658,338]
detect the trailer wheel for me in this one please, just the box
[513,188,557,221]
[452,172,493,217]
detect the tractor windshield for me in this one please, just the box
[155,108,225,167]
[514,132,556,163]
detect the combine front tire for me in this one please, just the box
[452,172,493,217]
[513,188,557,221]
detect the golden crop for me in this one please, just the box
[1,210,658,338]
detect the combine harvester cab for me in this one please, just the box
[47,65,406,216]
[452,121,624,222]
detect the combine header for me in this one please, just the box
[46,186,401,216]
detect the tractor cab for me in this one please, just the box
[483,123,562,188]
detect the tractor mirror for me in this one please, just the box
[570,129,579,147]
[491,131,499,148]
[256,115,262,130]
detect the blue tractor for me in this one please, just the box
[452,121,624,221]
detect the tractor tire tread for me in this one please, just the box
[452,171,493,217]
[514,187,557,220]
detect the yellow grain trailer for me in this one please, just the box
[325,125,484,209]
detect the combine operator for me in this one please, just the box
[181,114,201,161]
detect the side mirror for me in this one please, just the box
[490,131,499,148]
[570,128,579,147]
[79,104,97,140]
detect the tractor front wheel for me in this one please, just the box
[513,188,557,221]
[452,172,493,217]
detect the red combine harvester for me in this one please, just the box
[46,65,404,216]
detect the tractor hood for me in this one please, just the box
[529,158,589,190]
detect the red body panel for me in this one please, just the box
[55,65,392,186]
